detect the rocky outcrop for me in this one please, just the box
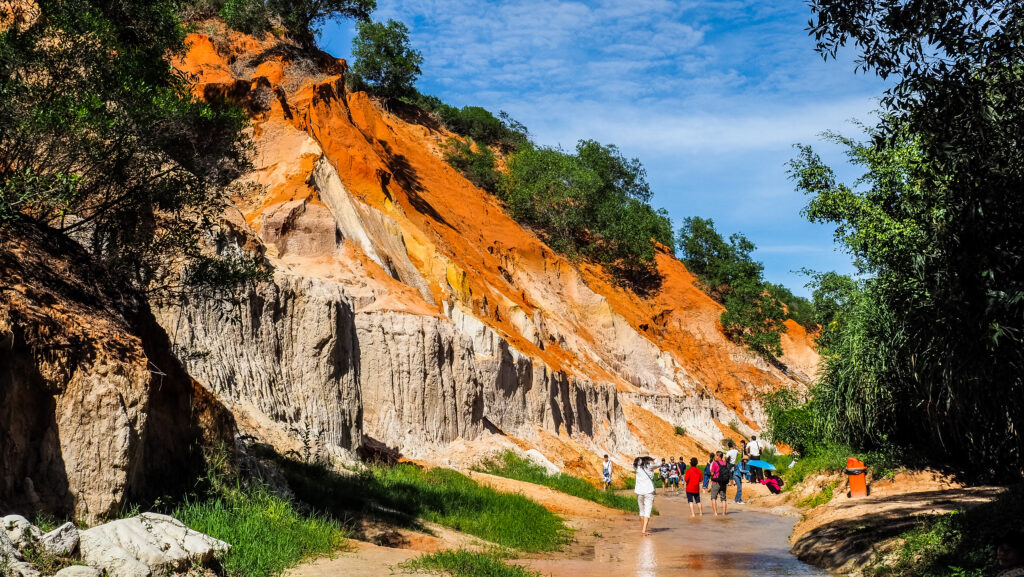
[79,514,229,577]
[0,224,231,520]
[156,273,362,456]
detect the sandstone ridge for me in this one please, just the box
[160,24,819,474]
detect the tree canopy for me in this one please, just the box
[789,0,1024,480]
[349,19,423,99]
[0,0,254,290]
[501,140,674,291]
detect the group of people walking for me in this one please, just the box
[607,436,784,536]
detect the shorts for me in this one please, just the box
[603,474,612,483]
[686,491,700,503]
[637,492,655,517]
[710,482,727,500]
[669,475,679,484]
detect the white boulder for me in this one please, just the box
[39,523,79,557]
[53,565,102,577]
[1,528,23,562]
[79,513,229,577]
[1,516,42,550]
[5,561,40,577]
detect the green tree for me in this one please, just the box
[266,0,375,45]
[676,216,761,299]
[790,0,1024,478]
[0,0,254,289]
[676,217,797,357]
[349,19,422,99]
[722,277,788,357]
[500,140,672,291]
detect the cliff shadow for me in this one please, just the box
[376,140,456,231]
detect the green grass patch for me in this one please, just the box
[797,481,838,508]
[174,487,345,577]
[475,451,639,513]
[674,425,686,436]
[402,550,541,577]
[275,457,569,552]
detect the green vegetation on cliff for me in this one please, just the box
[676,216,814,357]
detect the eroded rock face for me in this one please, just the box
[154,273,362,456]
[0,224,229,520]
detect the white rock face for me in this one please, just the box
[6,561,40,577]
[78,513,229,577]
[155,274,362,455]
[39,522,79,557]
[1,527,23,562]
[53,566,101,577]
[1,516,41,550]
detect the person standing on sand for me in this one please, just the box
[733,457,749,504]
[702,452,715,491]
[747,435,764,482]
[726,441,739,465]
[602,454,612,491]
[675,456,687,488]
[683,457,703,517]
[667,457,681,491]
[709,451,730,516]
[634,456,657,536]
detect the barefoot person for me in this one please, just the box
[634,456,657,536]
[683,457,703,517]
[601,454,612,491]
[702,452,715,492]
[710,451,730,516]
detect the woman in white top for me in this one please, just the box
[633,456,657,536]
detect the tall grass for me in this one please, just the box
[475,451,639,513]
[402,550,542,577]
[277,458,570,552]
[174,487,345,577]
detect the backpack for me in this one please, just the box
[714,461,732,485]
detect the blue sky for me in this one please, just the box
[319,0,889,297]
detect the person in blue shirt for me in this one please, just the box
[701,452,715,491]
[733,457,750,504]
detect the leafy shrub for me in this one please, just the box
[266,0,374,45]
[678,217,794,357]
[674,425,686,436]
[443,138,500,193]
[501,141,674,291]
[220,0,271,33]
[797,481,837,508]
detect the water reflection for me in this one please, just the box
[636,537,656,577]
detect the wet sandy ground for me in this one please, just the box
[519,490,827,576]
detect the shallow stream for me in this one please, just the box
[520,491,826,576]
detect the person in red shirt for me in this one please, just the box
[683,457,703,517]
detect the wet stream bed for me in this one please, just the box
[517,491,826,576]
